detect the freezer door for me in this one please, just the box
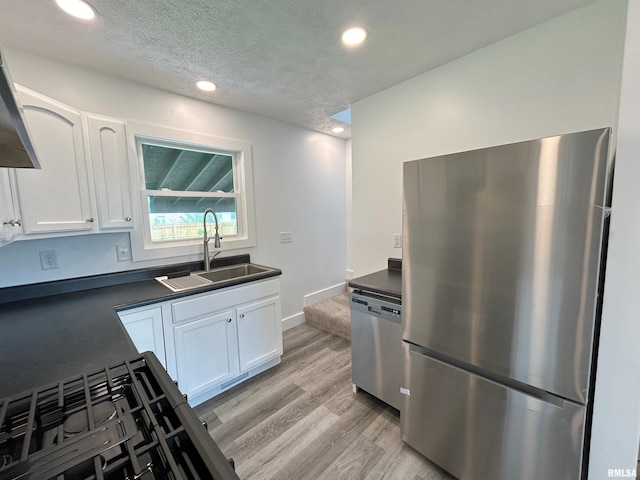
[402,128,610,403]
[401,345,586,480]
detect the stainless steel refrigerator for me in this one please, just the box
[400,128,611,480]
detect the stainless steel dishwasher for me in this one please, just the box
[350,290,403,411]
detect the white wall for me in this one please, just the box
[345,139,353,279]
[589,0,640,476]
[0,49,348,322]
[351,0,627,276]
[352,0,638,476]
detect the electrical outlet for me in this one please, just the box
[116,243,132,262]
[393,234,402,248]
[280,231,292,243]
[39,250,58,270]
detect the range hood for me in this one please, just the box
[0,50,40,169]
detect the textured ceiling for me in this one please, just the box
[0,0,597,138]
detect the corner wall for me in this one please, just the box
[345,138,353,279]
[351,0,626,276]
[0,49,348,323]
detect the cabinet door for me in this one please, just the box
[237,295,283,372]
[118,306,166,367]
[14,86,93,234]
[173,310,239,398]
[85,114,133,230]
[0,170,21,242]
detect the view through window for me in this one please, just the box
[141,143,240,242]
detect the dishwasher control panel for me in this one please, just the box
[381,305,401,315]
[351,291,401,323]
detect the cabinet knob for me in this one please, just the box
[125,217,132,222]
[239,314,245,318]
[87,218,94,223]
[227,318,232,322]
[14,219,20,227]
[3,219,20,227]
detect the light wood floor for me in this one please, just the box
[194,323,453,480]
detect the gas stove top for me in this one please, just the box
[0,352,238,480]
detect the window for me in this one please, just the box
[142,143,239,242]
[128,123,255,261]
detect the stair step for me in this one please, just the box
[304,293,351,341]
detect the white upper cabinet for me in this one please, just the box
[0,169,21,242]
[14,86,94,234]
[84,113,133,230]
[0,86,135,242]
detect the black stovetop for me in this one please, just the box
[0,352,239,480]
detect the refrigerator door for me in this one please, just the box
[401,345,586,480]
[402,128,610,403]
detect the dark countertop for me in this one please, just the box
[348,258,402,300]
[0,255,281,397]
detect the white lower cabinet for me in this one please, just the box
[237,296,282,372]
[117,305,166,367]
[173,309,240,399]
[167,278,282,405]
[119,277,283,406]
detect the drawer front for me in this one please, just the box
[401,345,586,480]
[172,278,280,324]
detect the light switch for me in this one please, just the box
[280,232,292,243]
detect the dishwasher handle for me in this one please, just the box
[351,293,402,323]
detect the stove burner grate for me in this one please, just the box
[0,353,239,479]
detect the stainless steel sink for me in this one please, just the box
[197,263,270,283]
[157,263,274,292]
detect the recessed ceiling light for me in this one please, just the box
[55,0,96,20]
[196,81,217,92]
[332,127,345,133]
[341,27,368,46]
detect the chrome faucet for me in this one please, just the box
[203,208,221,271]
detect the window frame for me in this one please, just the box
[127,122,256,262]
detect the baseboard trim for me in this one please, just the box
[282,312,305,331]
[304,282,347,306]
